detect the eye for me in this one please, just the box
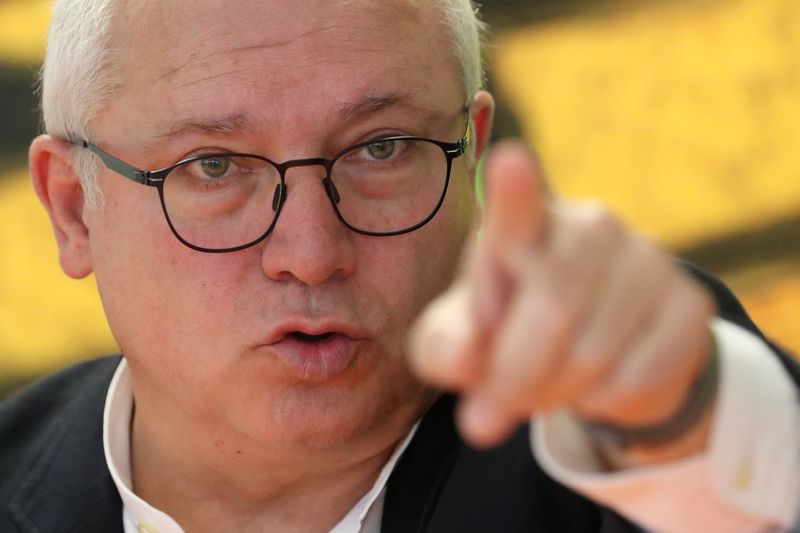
[366,140,396,161]
[199,157,231,179]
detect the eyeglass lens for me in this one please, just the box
[160,138,450,251]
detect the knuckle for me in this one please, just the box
[625,236,675,288]
[669,277,717,327]
[572,346,616,384]
[630,234,668,267]
[687,280,717,317]
[581,203,623,241]
[598,381,638,410]
[585,386,658,424]
[543,294,581,339]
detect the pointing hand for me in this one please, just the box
[410,141,715,450]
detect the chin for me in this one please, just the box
[240,375,430,451]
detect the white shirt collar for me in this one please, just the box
[103,358,418,533]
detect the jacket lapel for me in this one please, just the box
[381,395,642,533]
[381,394,462,533]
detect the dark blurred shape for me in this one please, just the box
[682,215,800,277]
[0,65,38,174]
[480,0,672,28]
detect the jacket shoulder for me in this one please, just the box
[0,356,121,501]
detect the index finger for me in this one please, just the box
[481,140,551,276]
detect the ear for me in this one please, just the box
[466,91,495,228]
[470,90,495,163]
[29,135,94,279]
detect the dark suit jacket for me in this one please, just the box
[1,265,797,532]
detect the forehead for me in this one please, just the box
[102,0,461,150]
[120,0,435,63]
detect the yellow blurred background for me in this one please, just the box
[490,0,800,353]
[1,0,798,392]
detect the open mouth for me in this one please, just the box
[267,327,359,380]
[288,331,336,344]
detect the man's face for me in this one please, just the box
[86,0,480,451]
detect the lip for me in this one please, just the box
[261,319,370,345]
[259,319,370,381]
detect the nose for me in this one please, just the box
[261,165,356,286]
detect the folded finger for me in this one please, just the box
[409,282,484,391]
[574,276,715,427]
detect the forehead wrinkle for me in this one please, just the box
[156,23,356,84]
[171,67,253,91]
[142,92,458,155]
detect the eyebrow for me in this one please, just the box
[336,93,447,124]
[151,113,253,143]
[145,93,450,152]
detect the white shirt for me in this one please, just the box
[103,362,417,533]
[104,319,800,533]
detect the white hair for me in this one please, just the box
[40,0,119,207]
[39,0,487,206]
[441,0,489,166]
[442,0,488,102]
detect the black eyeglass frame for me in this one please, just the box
[72,127,471,253]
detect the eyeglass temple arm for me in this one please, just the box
[73,140,155,185]
[72,117,472,185]
[447,121,471,157]
[461,121,472,153]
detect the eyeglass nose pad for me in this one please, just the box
[272,183,286,212]
[323,177,341,205]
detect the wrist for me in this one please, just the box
[582,334,720,468]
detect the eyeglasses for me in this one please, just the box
[73,127,470,253]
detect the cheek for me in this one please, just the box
[86,178,249,367]
[88,196,174,354]
[360,177,476,332]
